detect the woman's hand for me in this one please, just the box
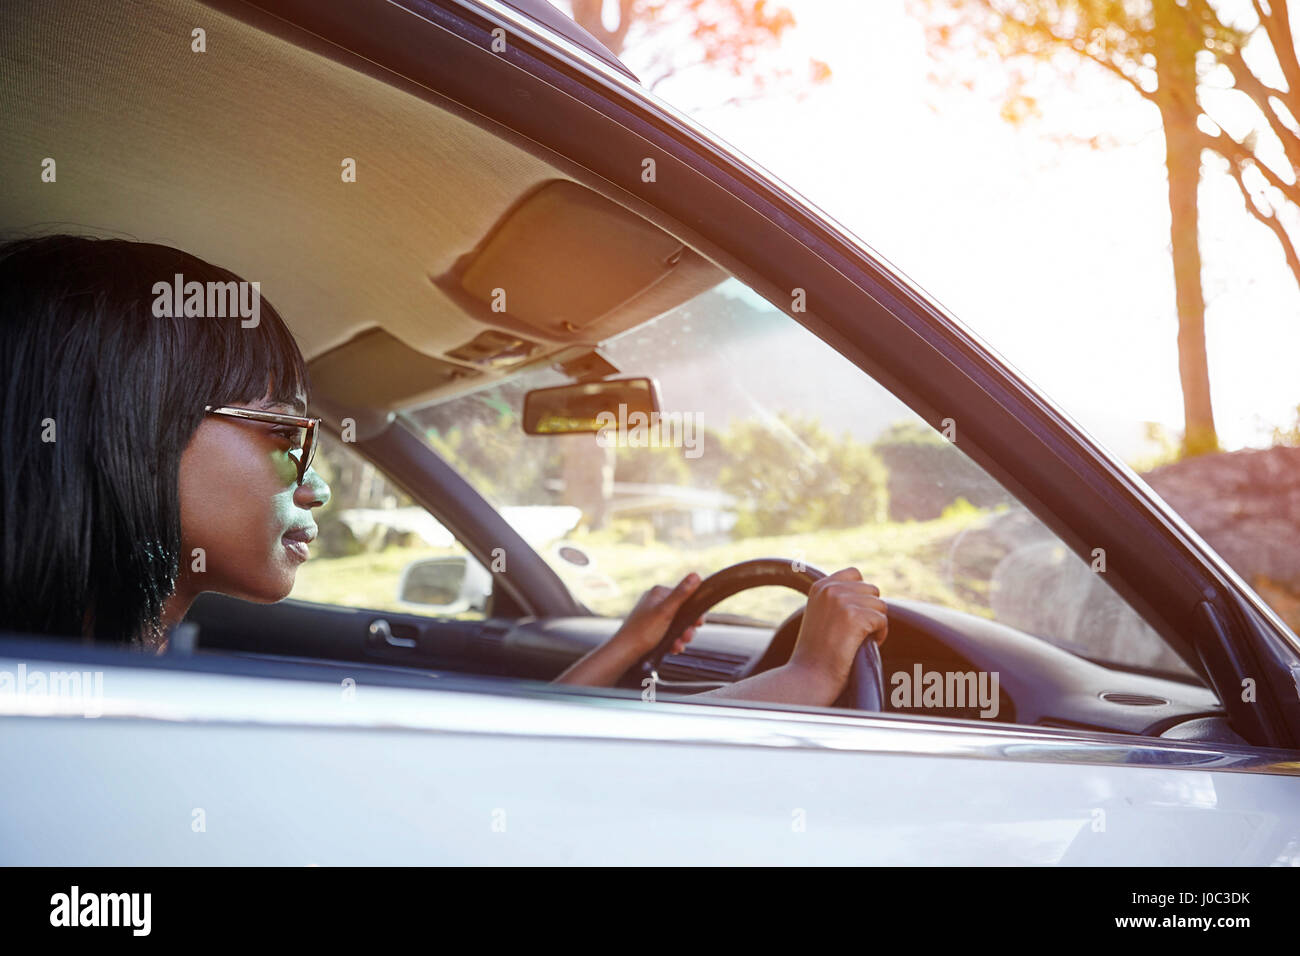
[788,567,888,696]
[610,573,706,655]
[552,573,706,687]
[553,566,887,704]
[694,566,887,707]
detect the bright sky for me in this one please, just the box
[568,0,1300,459]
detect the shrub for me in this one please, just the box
[720,413,888,537]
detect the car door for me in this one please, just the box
[1,634,1296,865]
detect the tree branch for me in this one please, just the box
[1202,127,1300,208]
[961,0,1160,105]
[1252,0,1300,119]
[1220,47,1300,175]
[1185,0,1300,175]
[1224,150,1300,288]
[1071,42,1159,105]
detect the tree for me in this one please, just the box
[426,412,561,506]
[719,414,888,537]
[913,0,1300,457]
[561,0,830,105]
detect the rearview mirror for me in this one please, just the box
[522,377,660,435]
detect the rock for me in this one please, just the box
[947,508,1190,673]
[1140,446,1300,591]
[947,446,1300,658]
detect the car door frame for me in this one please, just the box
[203,0,1300,748]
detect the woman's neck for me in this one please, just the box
[82,582,196,652]
[152,586,197,654]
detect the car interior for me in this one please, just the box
[0,0,1251,746]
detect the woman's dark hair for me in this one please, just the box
[0,235,308,648]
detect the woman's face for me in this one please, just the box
[175,389,331,603]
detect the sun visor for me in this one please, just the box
[308,327,481,424]
[435,180,725,344]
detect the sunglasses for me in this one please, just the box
[203,404,320,486]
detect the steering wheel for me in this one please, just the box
[617,558,885,711]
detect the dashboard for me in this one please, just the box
[190,591,1234,742]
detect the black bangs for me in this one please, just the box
[104,238,310,416]
[0,234,308,647]
[174,283,310,413]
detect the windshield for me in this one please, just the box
[403,277,1196,679]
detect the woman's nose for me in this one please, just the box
[295,468,330,509]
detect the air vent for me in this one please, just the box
[1099,692,1170,706]
[659,648,750,682]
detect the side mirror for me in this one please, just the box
[397,555,491,615]
[522,377,660,435]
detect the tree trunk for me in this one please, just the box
[1154,0,1218,457]
[561,434,615,530]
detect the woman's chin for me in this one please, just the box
[230,573,297,604]
[268,574,297,602]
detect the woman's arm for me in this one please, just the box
[552,568,887,708]
[687,659,843,706]
[552,573,704,687]
[551,628,652,687]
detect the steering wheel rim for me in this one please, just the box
[617,558,885,711]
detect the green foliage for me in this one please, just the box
[680,423,732,488]
[1271,405,1300,448]
[1128,421,1184,472]
[873,420,946,447]
[939,495,981,521]
[718,413,888,537]
[613,422,737,490]
[613,443,690,486]
[426,412,560,505]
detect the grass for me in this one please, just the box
[289,545,458,611]
[288,510,993,624]
[568,510,992,621]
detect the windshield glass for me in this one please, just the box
[403,277,1196,679]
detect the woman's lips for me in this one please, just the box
[282,526,316,563]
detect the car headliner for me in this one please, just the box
[0,0,718,412]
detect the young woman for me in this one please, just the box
[0,235,328,650]
[0,235,886,705]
